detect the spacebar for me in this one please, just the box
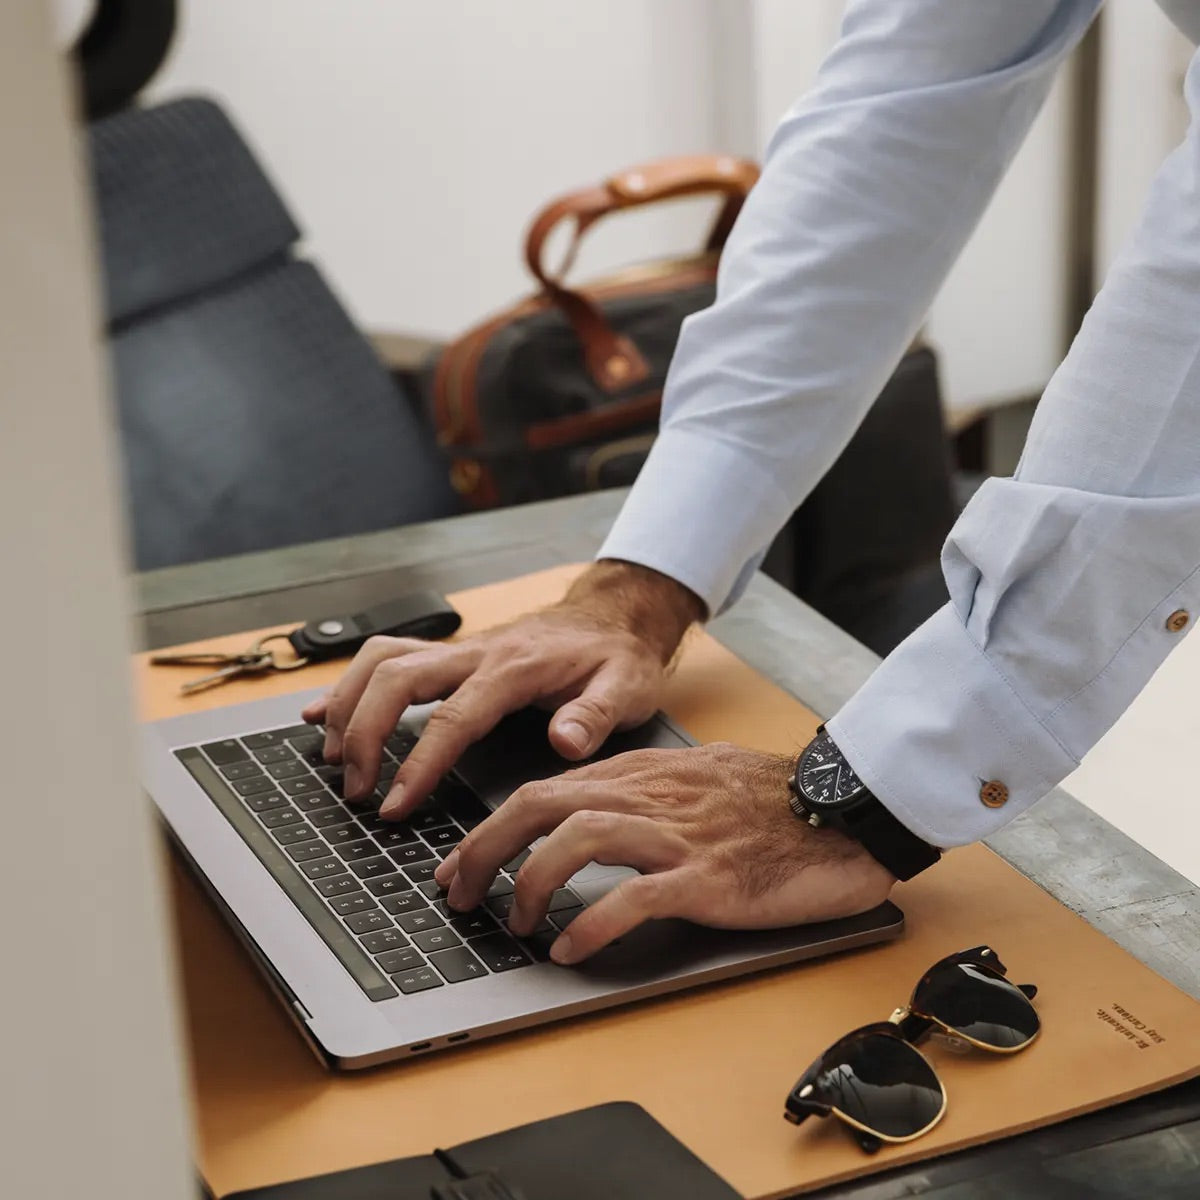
[174,747,397,1002]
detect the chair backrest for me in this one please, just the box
[88,96,457,569]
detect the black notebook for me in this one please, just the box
[222,1102,743,1200]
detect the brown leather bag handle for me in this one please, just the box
[523,154,759,392]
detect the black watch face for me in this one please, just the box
[799,734,867,809]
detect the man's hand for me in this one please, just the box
[432,743,897,965]
[302,560,704,817]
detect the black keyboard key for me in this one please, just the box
[330,893,377,917]
[219,761,261,781]
[378,760,399,783]
[245,790,287,813]
[524,930,559,962]
[254,745,294,764]
[314,875,362,899]
[365,873,413,898]
[389,843,436,868]
[470,934,532,973]
[288,732,324,755]
[314,765,346,789]
[402,861,438,884]
[242,729,295,750]
[266,760,308,781]
[394,967,443,994]
[350,856,395,880]
[310,805,354,828]
[355,811,390,832]
[486,876,515,899]
[286,842,333,864]
[292,791,337,813]
[408,807,454,833]
[373,824,419,849]
[259,805,302,829]
[440,779,492,830]
[234,775,277,797]
[386,731,418,758]
[345,909,392,935]
[272,823,317,847]
[299,745,326,769]
[431,899,453,918]
[547,889,581,912]
[376,946,423,973]
[550,905,584,931]
[419,881,449,901]
[336,840,382,863]
[504,848,532,873]
[381,892,428,916]
[300,857,347,881]
[324,823,368,847]
[202,739,249,766]
[361,929,410,955]
[449,910,499,939]
[422,825,466,850]
[487,894,516,920]
[281,776,325,797]
[412,927,461,955]
[429,946,488,983]
[395,909,445,936]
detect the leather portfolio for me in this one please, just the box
[137,565,1200,1199]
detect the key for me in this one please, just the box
[345,910,392,935]
[253,746,293,764]
[360,928,409,955]
[486,876,515,899]
[292,791,337,813]
[449,910,499,939]
[288,733,324,756]
[469,934,532,973]
[409,807,453,833]
[422,825,465,850]
[394,910,445,935]
[394,967,443,994]
[281,776,325,797]
[388,843,435,868]
[259,805,302,829]
[336,840,381,864]
[350,856,396,880]
[411,928,461,955]
[402,862,438,885]
[550,906,584,931]
[244,728,304,749]
[219,761,261,781]
[523,931,560,962]
[487,894,516,920]
[300,857,347,881]
[234,776,277,797]
[324,823,368,847]
[265,760,307,781]
[429,946,488,983]
[419,881,449,900]
[201,739,249,766]
[373,824,419,849]
[330,893,377,916]
[365,873,413,898]
[310,805,354,828]
[272,824,316,847]
[378,760,399,783]
[547,889,581,912]
[287,842,333,864]
[381,892,428,916]
[314,876,362,899]
[244,790,286,813]
[504,848,532,873]
[177,654,274,696]
[376,947,423,974]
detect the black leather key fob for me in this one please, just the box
[287,591,462,662]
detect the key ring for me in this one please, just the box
[252,632,312,671]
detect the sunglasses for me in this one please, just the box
[783,946,1039,1154]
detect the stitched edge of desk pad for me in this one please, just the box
[137,564,1200,1199]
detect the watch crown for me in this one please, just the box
[807,813,823,828]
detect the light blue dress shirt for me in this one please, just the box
[600,0,1200,848]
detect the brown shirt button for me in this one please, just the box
[1166,609,1190,633]
[980,780,1009,809]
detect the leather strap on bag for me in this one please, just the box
[524,154,759,391]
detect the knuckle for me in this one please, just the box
[622,872,669,912]
[508,779,556,814]
[564,808,617,840]
[363,635,400,657]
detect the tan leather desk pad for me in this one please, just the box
[138,565,1200,1199]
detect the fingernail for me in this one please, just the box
[344,765,362,797]
[550,934,575,965]
[559,720,589,754]
[379,786,405,819]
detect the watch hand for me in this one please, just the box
[811,763,838,775]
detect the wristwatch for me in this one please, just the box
[789,726,941,881]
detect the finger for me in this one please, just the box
[322,636,457,760]
[445,779,631,910]
[507,811,684,936]
[381,667,547,817]
[548,660,657,759]
[550,870,685,964]
[301,694,328,724]
[433,847,460,886]
[340,647,477,800]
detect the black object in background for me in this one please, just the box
[74,0,177,120]
[222,1102,743,1200]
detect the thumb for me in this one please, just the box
[549,663,653,759]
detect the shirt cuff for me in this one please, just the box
[826,604,1079,847]
[598,426,794,616]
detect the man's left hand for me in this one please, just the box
[432,742,897,965]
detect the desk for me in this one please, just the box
[138,490,1200,1199]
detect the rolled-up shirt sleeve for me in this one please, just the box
[830,35,1200,846]
[601,0,1100,613]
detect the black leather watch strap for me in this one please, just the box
[287,591,462,662]
[838,797,941,882]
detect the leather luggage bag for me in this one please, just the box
[425,154,760,508]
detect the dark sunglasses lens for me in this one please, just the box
[913,961,1040,1049]
[814,1031,944,1140]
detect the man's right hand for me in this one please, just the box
[301,560,705,821]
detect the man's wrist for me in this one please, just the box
[565,559,706,664]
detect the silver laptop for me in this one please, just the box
[142,691,904,1069]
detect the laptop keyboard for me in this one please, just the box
[174,725,586,1002]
